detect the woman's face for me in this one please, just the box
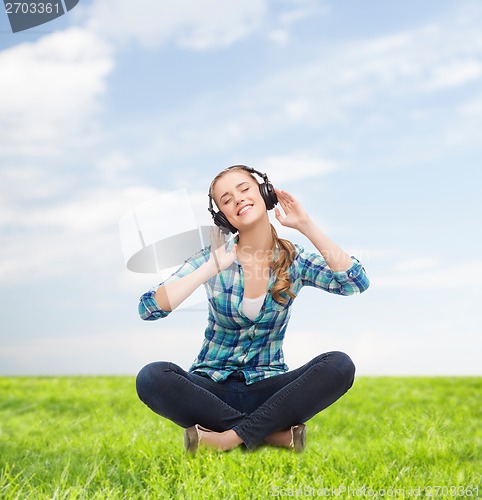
[213,170,266,231]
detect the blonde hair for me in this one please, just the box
[210,166,297,305]
[269,224,297,304]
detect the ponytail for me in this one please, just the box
[269,224,297,304]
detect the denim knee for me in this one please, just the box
[136,361,171,403]
[331,351,356,389]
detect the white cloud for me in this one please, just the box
[392,257,441,272]
[0,326,205,375]
[267,29,291,46]
[265,0,324,47]
[1,184,160,232]
[0,164,71,202]
[458,92,482,117]
[421,58,482,91]
[0,184,163,284]
[283,325,481,376]
[447,91,482,147]
[96,150,133,182]
[119,3,482,165]
[278,0,323,25]
[260,17,482,122]
[79,0,321,51]
[3,317,480,376]
[82,0,268,50]
[373,259,482,290]
[257,153,338,183]
[0,230,119,284]
[0,27,113,156]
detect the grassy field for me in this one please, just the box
[0,376,480,499]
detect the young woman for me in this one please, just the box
[136,165,369,453]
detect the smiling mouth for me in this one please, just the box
[237,204,253,216]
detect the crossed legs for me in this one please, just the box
[136,351,355,451]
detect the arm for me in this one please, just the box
[140,227,237,319]
[297,219,353,272]
[295,248,370,295]
[275,188,352,272]
[155,261,217,312]
[274,188,369,295]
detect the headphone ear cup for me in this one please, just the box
[259,182,278,211]
[214,211,238,234]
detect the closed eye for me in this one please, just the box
[221,183,250,205]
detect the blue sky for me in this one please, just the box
[1,0,481,376]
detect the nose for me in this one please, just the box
[234,193,245,205]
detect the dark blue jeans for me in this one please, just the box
[136,351,355,450]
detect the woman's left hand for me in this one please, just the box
[274,188,311,232]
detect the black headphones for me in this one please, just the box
[208,165,278,234]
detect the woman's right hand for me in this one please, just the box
[208,227,237,274]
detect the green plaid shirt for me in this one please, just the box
[139,238,369,385]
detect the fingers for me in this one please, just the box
[275,188,296,203]
[274,207,286,225]
[275,189,297,213]
[209,226,217,248]
[209,226,225,250]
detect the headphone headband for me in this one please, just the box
[228,165,269,184]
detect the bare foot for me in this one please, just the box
[263,429,292,448]
[197,428,243,451]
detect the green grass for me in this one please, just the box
[0,376,480,499]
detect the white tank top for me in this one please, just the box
[242,294,266,321]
